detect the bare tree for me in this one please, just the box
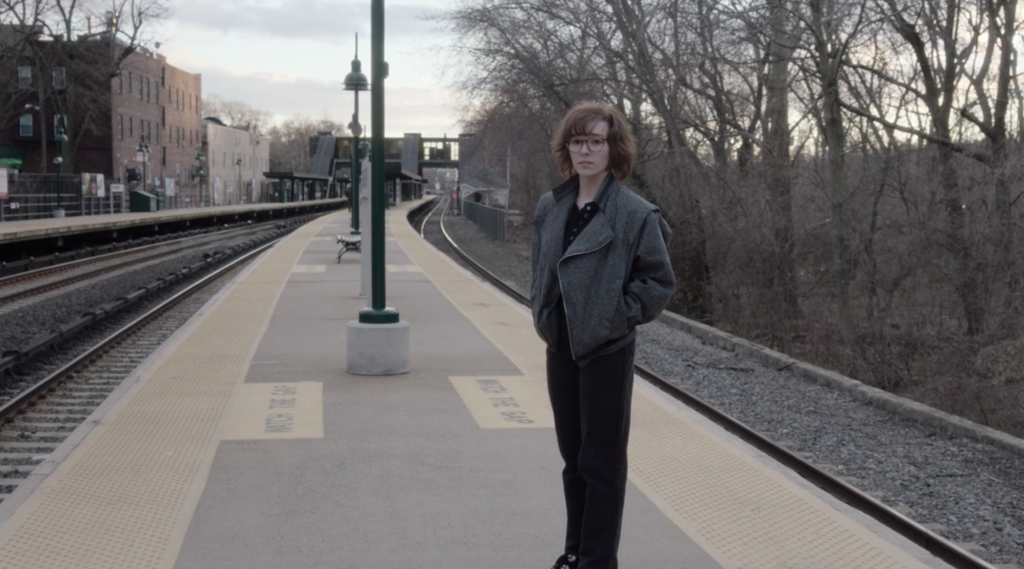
[791,0,871,348]
[202,94,273,130]
[2,0,168,172]
[266,114,345,172]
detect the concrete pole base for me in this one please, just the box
[346,320,411,375]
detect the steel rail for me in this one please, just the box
[0,223,274,306]
[0,239,279,424]
[418,196,445,238]
[432,198,997,569]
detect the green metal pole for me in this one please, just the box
[359,0,398,324]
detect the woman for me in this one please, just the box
[531,101,676,569]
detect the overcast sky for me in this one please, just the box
[154,0,463,137]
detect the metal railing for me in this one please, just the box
[462,199,506,242]
[2,172,126,221]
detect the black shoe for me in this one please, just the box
[550,553,579,569]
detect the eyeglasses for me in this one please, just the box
[567,137,607,153]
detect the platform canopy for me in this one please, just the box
[263,172,332,183]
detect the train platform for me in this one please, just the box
[0,201,958,568]
[0,200,342,245]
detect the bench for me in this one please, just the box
[336,235,362,263]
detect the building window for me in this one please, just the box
[161,106,166,127]
[53,114,67,137]
[155,123,160,143]
[52,67,66,91]
[129,117,133,137]
[118,115,123,139]
[128,72,133,93]
[139,75,143,99]
[162,146,167,167]
[161,67,165,86]
[146,78,151,102]
[17,66,31,89]
[19,114,33,137]
[118,74,123,93]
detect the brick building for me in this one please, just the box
[1,30,202,207]
[113,50,203,206]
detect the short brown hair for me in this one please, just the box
[551,101,636,181]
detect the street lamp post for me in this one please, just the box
[53,125,68,217]
[346,0,409,376]
[343,35,369,235]
[195,151,206,206]
[137,134,150,205]
[235,158,243,205]
[360,0,399,325]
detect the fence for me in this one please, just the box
[2,172,126,221]
[462,200,506,242]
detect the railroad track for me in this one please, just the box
[0,240,279,503]
[422,195,997,569]
[0,221,271,307]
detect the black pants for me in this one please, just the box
[546,340,635,569]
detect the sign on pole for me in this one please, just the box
[0,167,8,200]
[79,173,106,198]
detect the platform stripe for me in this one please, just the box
[0,212,340,569]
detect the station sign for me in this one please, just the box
[110,183,125,194]
[81,173,106,198]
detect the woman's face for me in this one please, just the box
[569,119,610,179]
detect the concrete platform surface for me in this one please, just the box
[0,202,957,569]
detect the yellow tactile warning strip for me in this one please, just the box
[630,382,930,568]
[389,206,554,430]
[390,206,547,380]
[449,376,554,428]
[389,204,935,569]
[0,212,341,569]
[221,382,324,440]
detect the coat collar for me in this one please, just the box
[547,173,619,257]
[552,172,618,210]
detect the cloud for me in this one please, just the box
[195,66,461,136]
[167,0,443,42]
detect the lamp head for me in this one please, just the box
[343,59,369,92]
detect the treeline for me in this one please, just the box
[201,95,347,174]
[441,0,1023,434]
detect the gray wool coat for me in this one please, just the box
[530,173,676,364]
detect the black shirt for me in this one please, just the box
[554,201,599,357]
